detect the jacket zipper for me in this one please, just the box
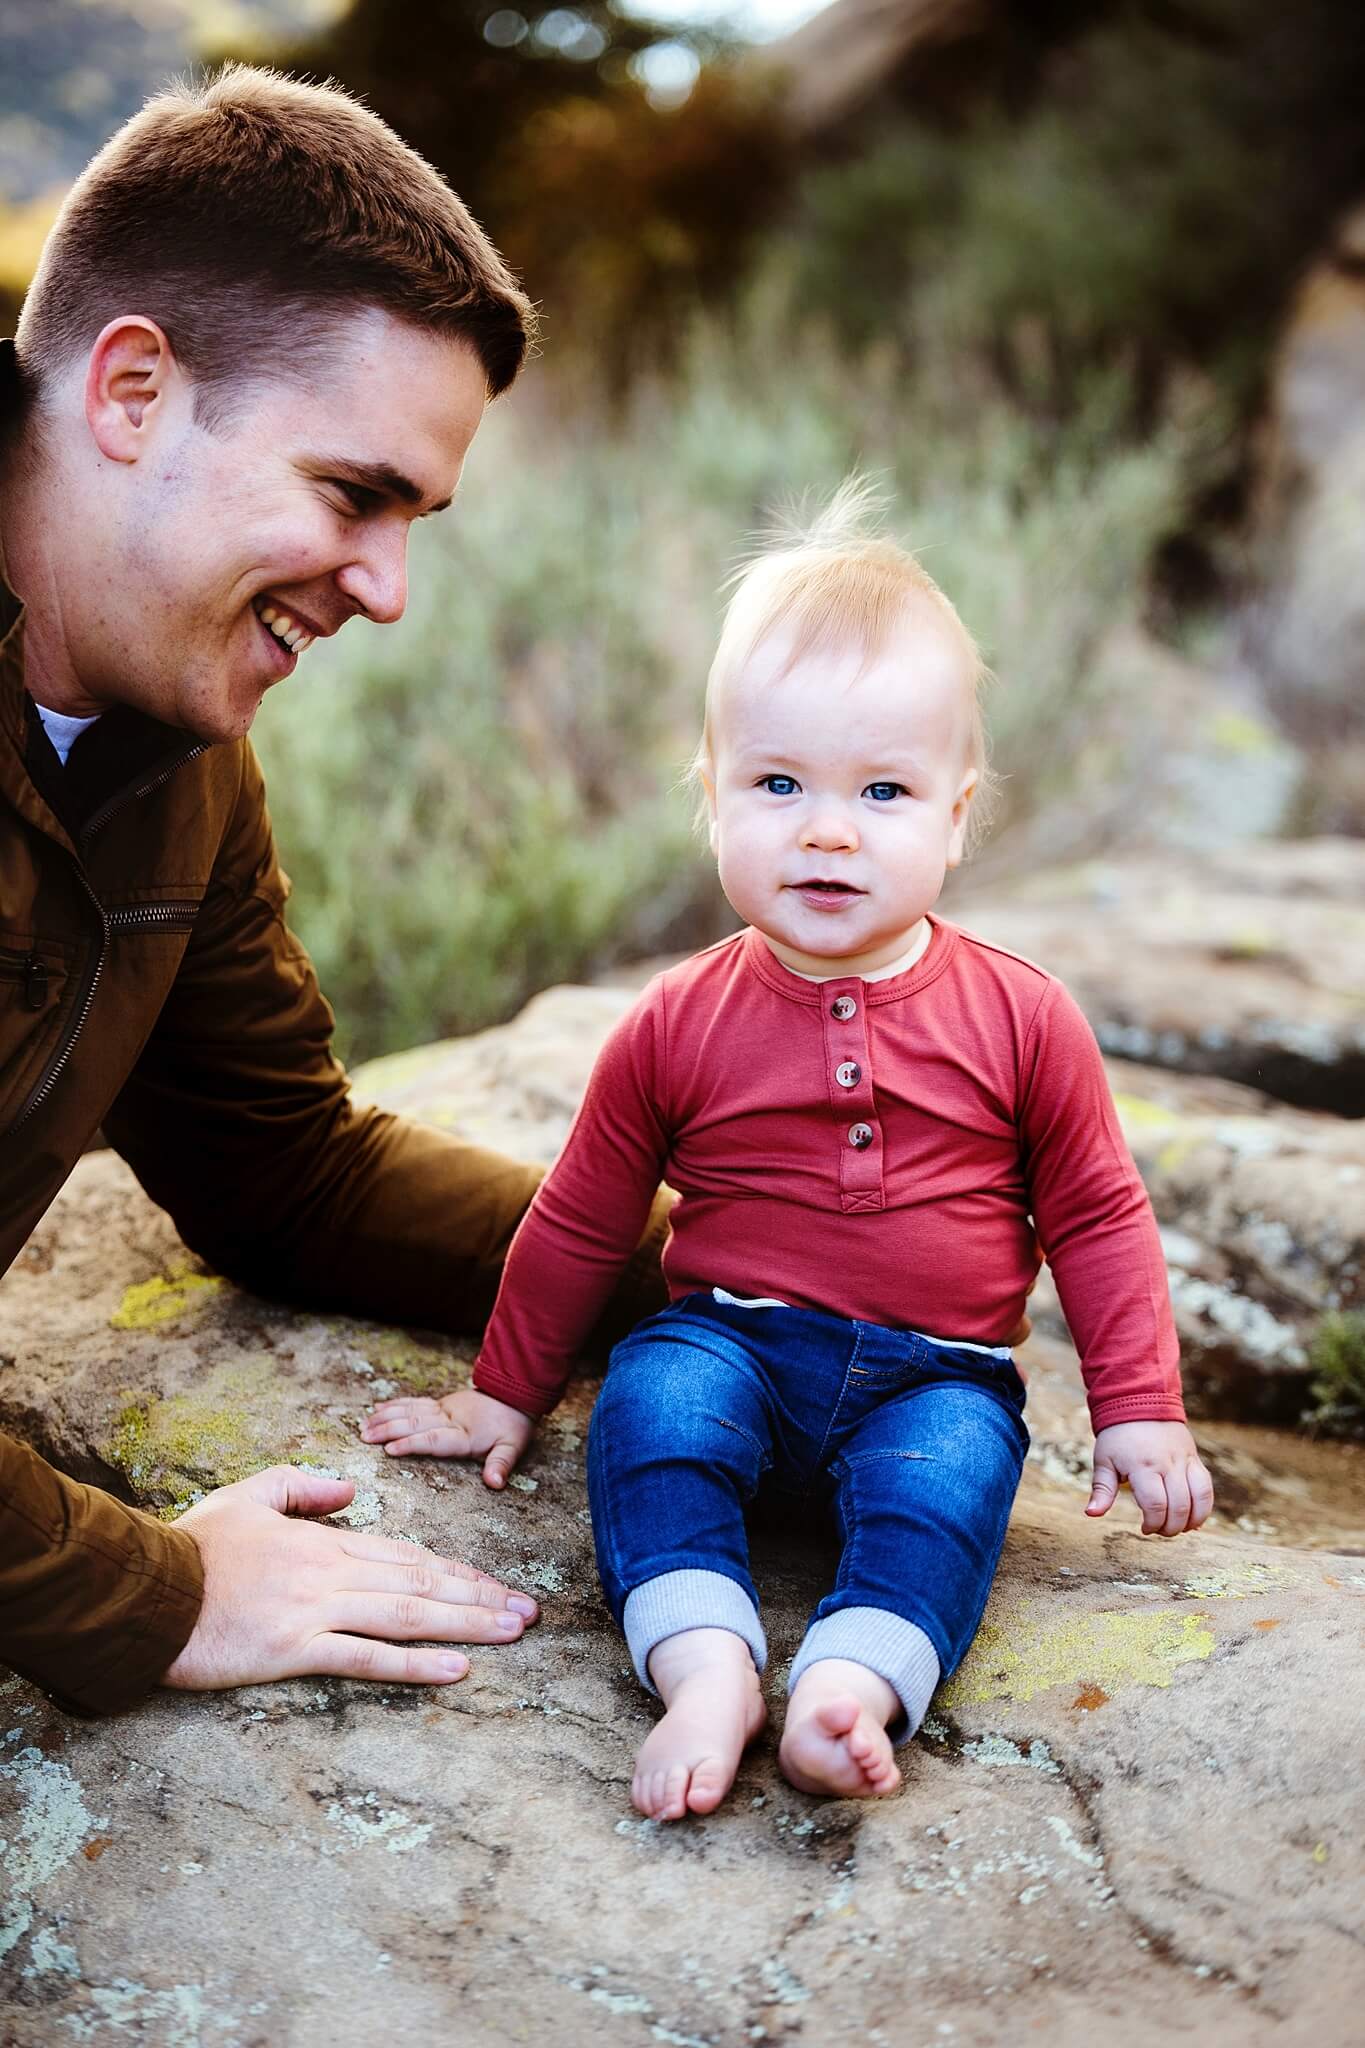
[6,742,208,1134]
[0,945,49,1011]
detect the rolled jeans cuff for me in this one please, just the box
[623,1569,768,1695]
[787,1607,940,1745]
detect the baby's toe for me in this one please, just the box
[686,1757,731,1815]
[658,1765,691,1822]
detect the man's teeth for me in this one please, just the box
[256,602,314,653]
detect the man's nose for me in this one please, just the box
[800,801,860,853]
[336,528,409,625]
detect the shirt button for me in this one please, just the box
[831,995,857,1021]
[848,1122,874,1149]
[835,1060,861,1088]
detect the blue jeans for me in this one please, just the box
[586,1292,1028,1737]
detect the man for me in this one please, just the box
[0,65,668,1717]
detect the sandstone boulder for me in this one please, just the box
[3,997,1363,2046]
[955,840,1365,1115]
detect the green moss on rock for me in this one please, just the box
[103,1360,349,1516]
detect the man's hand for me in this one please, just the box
[1086,1421,1215,1536]
[362,1388,535,1490]
[161,1465,538,1691]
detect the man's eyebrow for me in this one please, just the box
[309,455,454,516]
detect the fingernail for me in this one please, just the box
[496,1613,523,1634]
[508,1595,538,1617]
[438,1654,468,1677]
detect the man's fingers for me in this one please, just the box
[327,1594,529,1644]
[312,1635,471,1686]
[344,1562,538,1616]
[239,1464,357,1517]
[1085,1458,1119,1518]
[335,1531,508,1587]
[380,1427,474,1460]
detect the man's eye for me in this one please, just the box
[759,775,800,796]
[331,480,378,514]
[864,781,907,802]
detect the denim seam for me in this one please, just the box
[811,1319,865,1477]
[714,1414,773,1482]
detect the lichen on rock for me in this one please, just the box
[102,1360,350,1515]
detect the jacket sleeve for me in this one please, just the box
[0,1431,203,1716]
[103,744,669,1338]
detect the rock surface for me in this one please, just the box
[954,839,1365,1115]
[4,985,1364,2047]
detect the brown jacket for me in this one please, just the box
[0,480,665,1716]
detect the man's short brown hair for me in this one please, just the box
[15,64,535,421]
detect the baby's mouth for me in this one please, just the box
[252,597,315,655]
[794,879,862,895]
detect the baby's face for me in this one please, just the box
[706,606,977,977]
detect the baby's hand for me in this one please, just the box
[362,1388,535,1490]
[1086,1420,1215,1537]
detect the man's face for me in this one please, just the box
[71,308,488,741]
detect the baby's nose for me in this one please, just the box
[801,805,860,851]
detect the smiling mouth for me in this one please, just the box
[252,597,316,656]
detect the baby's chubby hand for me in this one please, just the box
[361,1388,535,1490]
[1086,1420,1215,1537]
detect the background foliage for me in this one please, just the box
[3,0,1363,1057]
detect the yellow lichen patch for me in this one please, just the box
[365,1329,468,1397]
[111,1262,225,1332]
[1207,709,1276,757]
[1154,1136,1200,1177]
[1215,924,1277,959]
[940,1602,1215,1709]
[1111,1093,1183,1133]
[101,1360,346,1515]
[1179,1561,1297,1600]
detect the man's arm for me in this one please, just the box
[0,1430,203,1715]
[102,743,668,1337]
[0,1433,541,1713]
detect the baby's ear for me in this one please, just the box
[946,768,978,867]
[698,758,720,855]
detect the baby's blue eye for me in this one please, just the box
[864,781,906,802]
[760,775,800,796]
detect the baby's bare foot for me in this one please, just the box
[633,1627,766,1823]
[780,1660,902,1799]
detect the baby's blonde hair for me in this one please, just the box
[692,477,997,852]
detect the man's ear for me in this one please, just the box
[84,317,178,462]
[945,767,978,869]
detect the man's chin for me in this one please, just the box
[174,688,267,745]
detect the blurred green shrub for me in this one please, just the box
[254,311,1188,1061]
[1303,1311,1365,1439]
[772,0,1365,413]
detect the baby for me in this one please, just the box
[363,484,1214,1820]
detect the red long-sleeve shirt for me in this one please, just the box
[474,919,1185,1434]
